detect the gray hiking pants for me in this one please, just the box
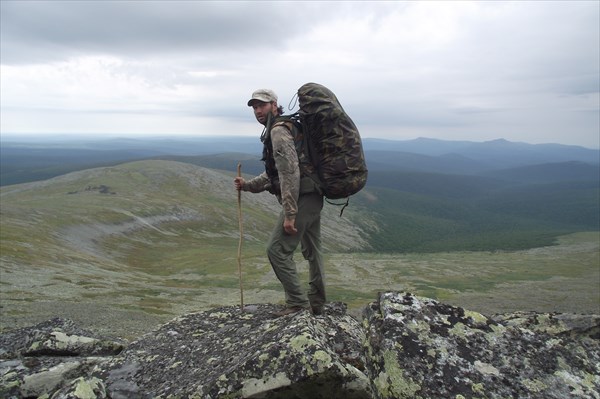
[267,192,325,309]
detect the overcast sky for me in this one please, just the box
[1,1,598,148]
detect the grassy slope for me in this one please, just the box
[0,160,366,337]
[325,231,599,314]
[1,160,598,339]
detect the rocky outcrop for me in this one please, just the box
[99,302,369,399]
[1,303,369,399]
[0,318,125,398]
[1,292,598,398]
[363,292,599,399]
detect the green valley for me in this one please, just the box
[1,159,598,339]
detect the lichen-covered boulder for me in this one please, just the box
[101,302,371,398]
[0,318,125,399]
[363,292,600,399]
[50,376,109,399]
[3,296,598,399]
[491,311,600,339]
[0,318,125,359]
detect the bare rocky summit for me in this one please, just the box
[1,292,598,399]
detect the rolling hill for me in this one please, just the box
[0,160,370,334]
[1,158,598,338]
[1,135,598,254]
[1,155,597,255]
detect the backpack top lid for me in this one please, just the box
[298,83,346,116]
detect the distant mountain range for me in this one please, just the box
[363,137,599,169]
[2,136,598,186]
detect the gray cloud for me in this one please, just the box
[1,1,598,148]
[1,1,309,63]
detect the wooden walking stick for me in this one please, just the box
[237,163,244,311]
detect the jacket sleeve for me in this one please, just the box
[271,124,300,219]
[243,171,270,193]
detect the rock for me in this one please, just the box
[50,376,109,399]
[0,318,125,359]
[20,360,82,398]
[491,311,600,339]
[363,292,600,399]
[0,318,124,399]
[1,294,598,399]
[100,302,371,398]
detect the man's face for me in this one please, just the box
[252,101,275,125]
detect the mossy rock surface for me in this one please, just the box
[1,294,598,399]
[363,292,600,399]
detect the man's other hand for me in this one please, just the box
[283,217,297,235]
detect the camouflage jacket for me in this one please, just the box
[243,123,301,219]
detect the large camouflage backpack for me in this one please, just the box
[293,82,368,201]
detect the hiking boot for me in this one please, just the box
[311,306,324,316]
[272,306,304,317]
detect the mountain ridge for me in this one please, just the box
[2,158,597,253]
[2,136,598,187]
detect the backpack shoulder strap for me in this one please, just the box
[272,114,324,194]
[272,115,298,131]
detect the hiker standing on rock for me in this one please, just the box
[234,89,325,317]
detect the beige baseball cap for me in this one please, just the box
[247,89,278,106]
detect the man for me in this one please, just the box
[234,88,325,316]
